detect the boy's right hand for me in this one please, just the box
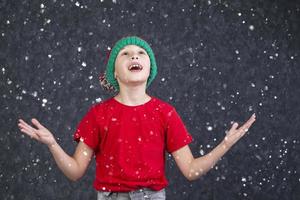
[18,118,56,147]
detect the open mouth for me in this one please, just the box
[128,63,143,72]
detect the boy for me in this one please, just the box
[18,36,256,200]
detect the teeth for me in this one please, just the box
[129,64,142,70]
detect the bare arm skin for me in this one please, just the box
[172,113,256,181]
[18,118,93,181]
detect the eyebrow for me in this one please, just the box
[119,47,146,52]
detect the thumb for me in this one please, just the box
[229,122,239,132]
[31,118,45,129]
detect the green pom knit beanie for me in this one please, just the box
[104,36,158,92]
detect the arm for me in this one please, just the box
[48,140,93,181]
[172,113,256,181]
[18,118,93,181]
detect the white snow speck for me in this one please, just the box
[264,85,269,90]
[32,91,38,97]
[249,25,255,31]
[95,97,102,103]
[248,105,253,111]
[199,149,205,155]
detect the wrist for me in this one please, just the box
[48,139,57,149]
[221,138,231,150]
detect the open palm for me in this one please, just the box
[223,113,256,148]
[18,118,56,146]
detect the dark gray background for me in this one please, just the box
[1,0,300,199]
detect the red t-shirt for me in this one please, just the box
[73,96,193,192]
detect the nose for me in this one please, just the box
[131,56,138,60]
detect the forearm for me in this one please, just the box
[188,140,229,181]
[48,141,81,181]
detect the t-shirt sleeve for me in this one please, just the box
[73,105,100,152]
[165,107,193,154]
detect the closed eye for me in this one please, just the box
[139,51,145,54]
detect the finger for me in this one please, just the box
[19,119,38,131]
[19,119,36,127]
[18,122,36,136]
[18,119,31,127]
[18,124,40,140]
[31,118,45,130]
[238,114,256,133]
[18,119,39,134]
[229,122,239,133]
[238,114,256,130]
[225,122,239,138]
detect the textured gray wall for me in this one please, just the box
[1,0,300,199]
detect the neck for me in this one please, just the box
[114,84,151,106]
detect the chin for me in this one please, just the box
[125,79,148,86]
[131,79,148,85]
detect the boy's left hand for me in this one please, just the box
[223,113,256,149]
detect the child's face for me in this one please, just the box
[114,45,151,88]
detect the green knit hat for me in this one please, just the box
[105,36,158,92]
